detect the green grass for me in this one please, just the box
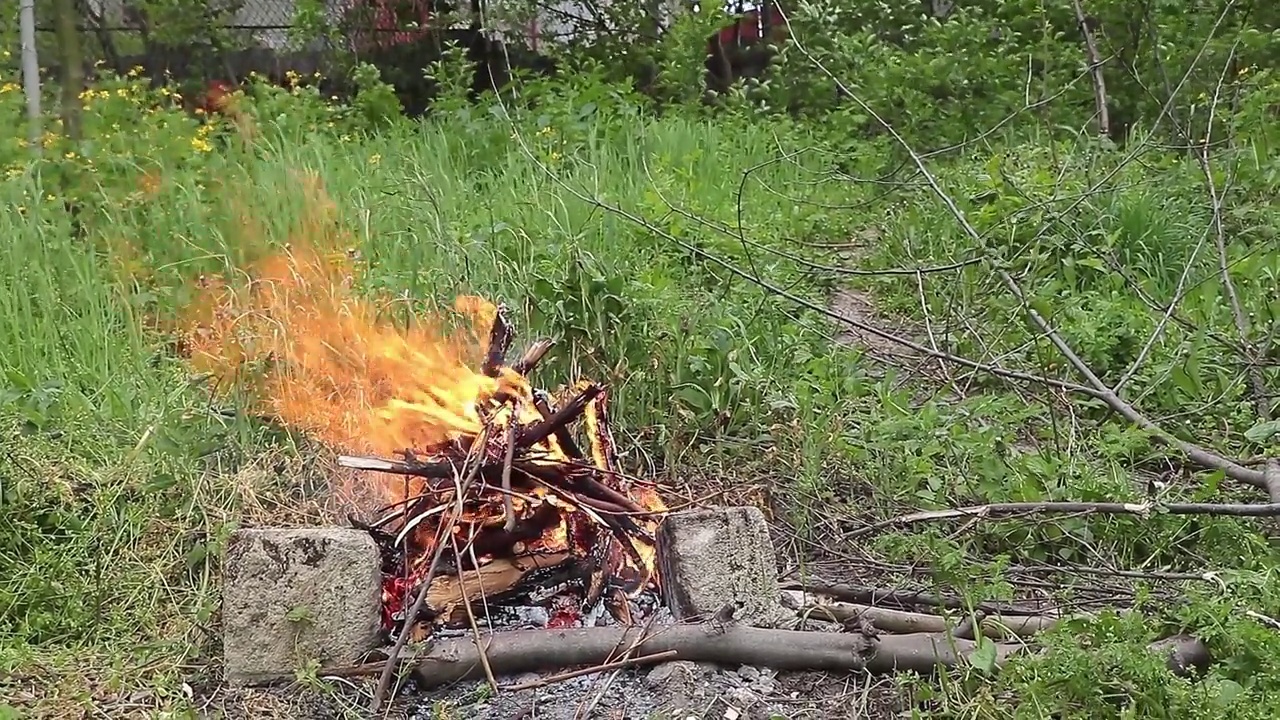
[4,60,1280,719]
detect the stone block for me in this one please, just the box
[657,506,784,627]
[222,527,381,686]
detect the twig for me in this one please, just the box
[503,650,679,692]
[502,402,519,533]
[847,500,1280,540]
[779,580,1040,616]
[576,612,664,719]
[451,533,500,695]
[1071,0,1110,137]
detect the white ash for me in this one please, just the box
[411,660,787,720]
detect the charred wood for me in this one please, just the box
[482,303,514,377]
[517,384,603,449]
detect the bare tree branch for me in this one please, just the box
[845,500,1280,541]
[775,2,1266,489]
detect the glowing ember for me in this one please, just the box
[177,175,667,635]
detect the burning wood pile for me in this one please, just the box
[173,194,667,640]
[339,306,667,638]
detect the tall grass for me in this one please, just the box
[0,100,846,681]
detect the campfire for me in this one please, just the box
[177,204,667,642]
[339,305,668,637]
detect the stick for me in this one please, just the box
[502,403,519,533]
[451,534,500,695]
[482,303,514,377]
[511,338,555,376]
[412,624,1016,688]
[847,500,1280,540]
[502,650,678,691]
[533,389,584,458]
[783,592,1070,640]
[779,580,1039,616]
[518,384,603,448]
[338,454,457,480]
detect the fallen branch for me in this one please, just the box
[848,500,1280,540]
[412,624,1018,688]
[782,591,1069,640]
[780,580,1042,616]
[407,623,1212,688]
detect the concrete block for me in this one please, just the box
[222,527,381,686]
[657,506,784,627]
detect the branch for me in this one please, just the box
[410,624,1017,688]
[782,591,1069,640]
[846,500,1280,540]
[1190,42,1280,502]
[779,580,1041,616]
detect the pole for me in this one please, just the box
[19,0,42,155]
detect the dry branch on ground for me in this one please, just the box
[410,624,1017,688]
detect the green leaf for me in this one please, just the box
[1244,419,1280,444]
[1213,678,1246,707]
[968,638,998,673]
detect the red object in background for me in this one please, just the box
[199,79,237,114]
[709,2,788,52]
[355,0,438,50]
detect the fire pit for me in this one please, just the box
[336,302,668,640]
[186,232,680,689]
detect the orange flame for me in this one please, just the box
[179,175,513,460]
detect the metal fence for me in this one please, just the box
[28,0,694,58]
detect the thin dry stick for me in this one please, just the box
[1071,0,1110,137]
[502,650,679,692]
[369,426,491,713]
[451,534,500,694]
[502,402,520,532]
[576,612,665,719]
[914,269,961,395]
[848,500,1280,540]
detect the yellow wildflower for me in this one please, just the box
[191,137,213,153]
[1,82,19,94]
[368,154,381,165]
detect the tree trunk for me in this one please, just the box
[52,0,85,144]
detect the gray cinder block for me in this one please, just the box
[222,527,382,686]
[657,506,784,627]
